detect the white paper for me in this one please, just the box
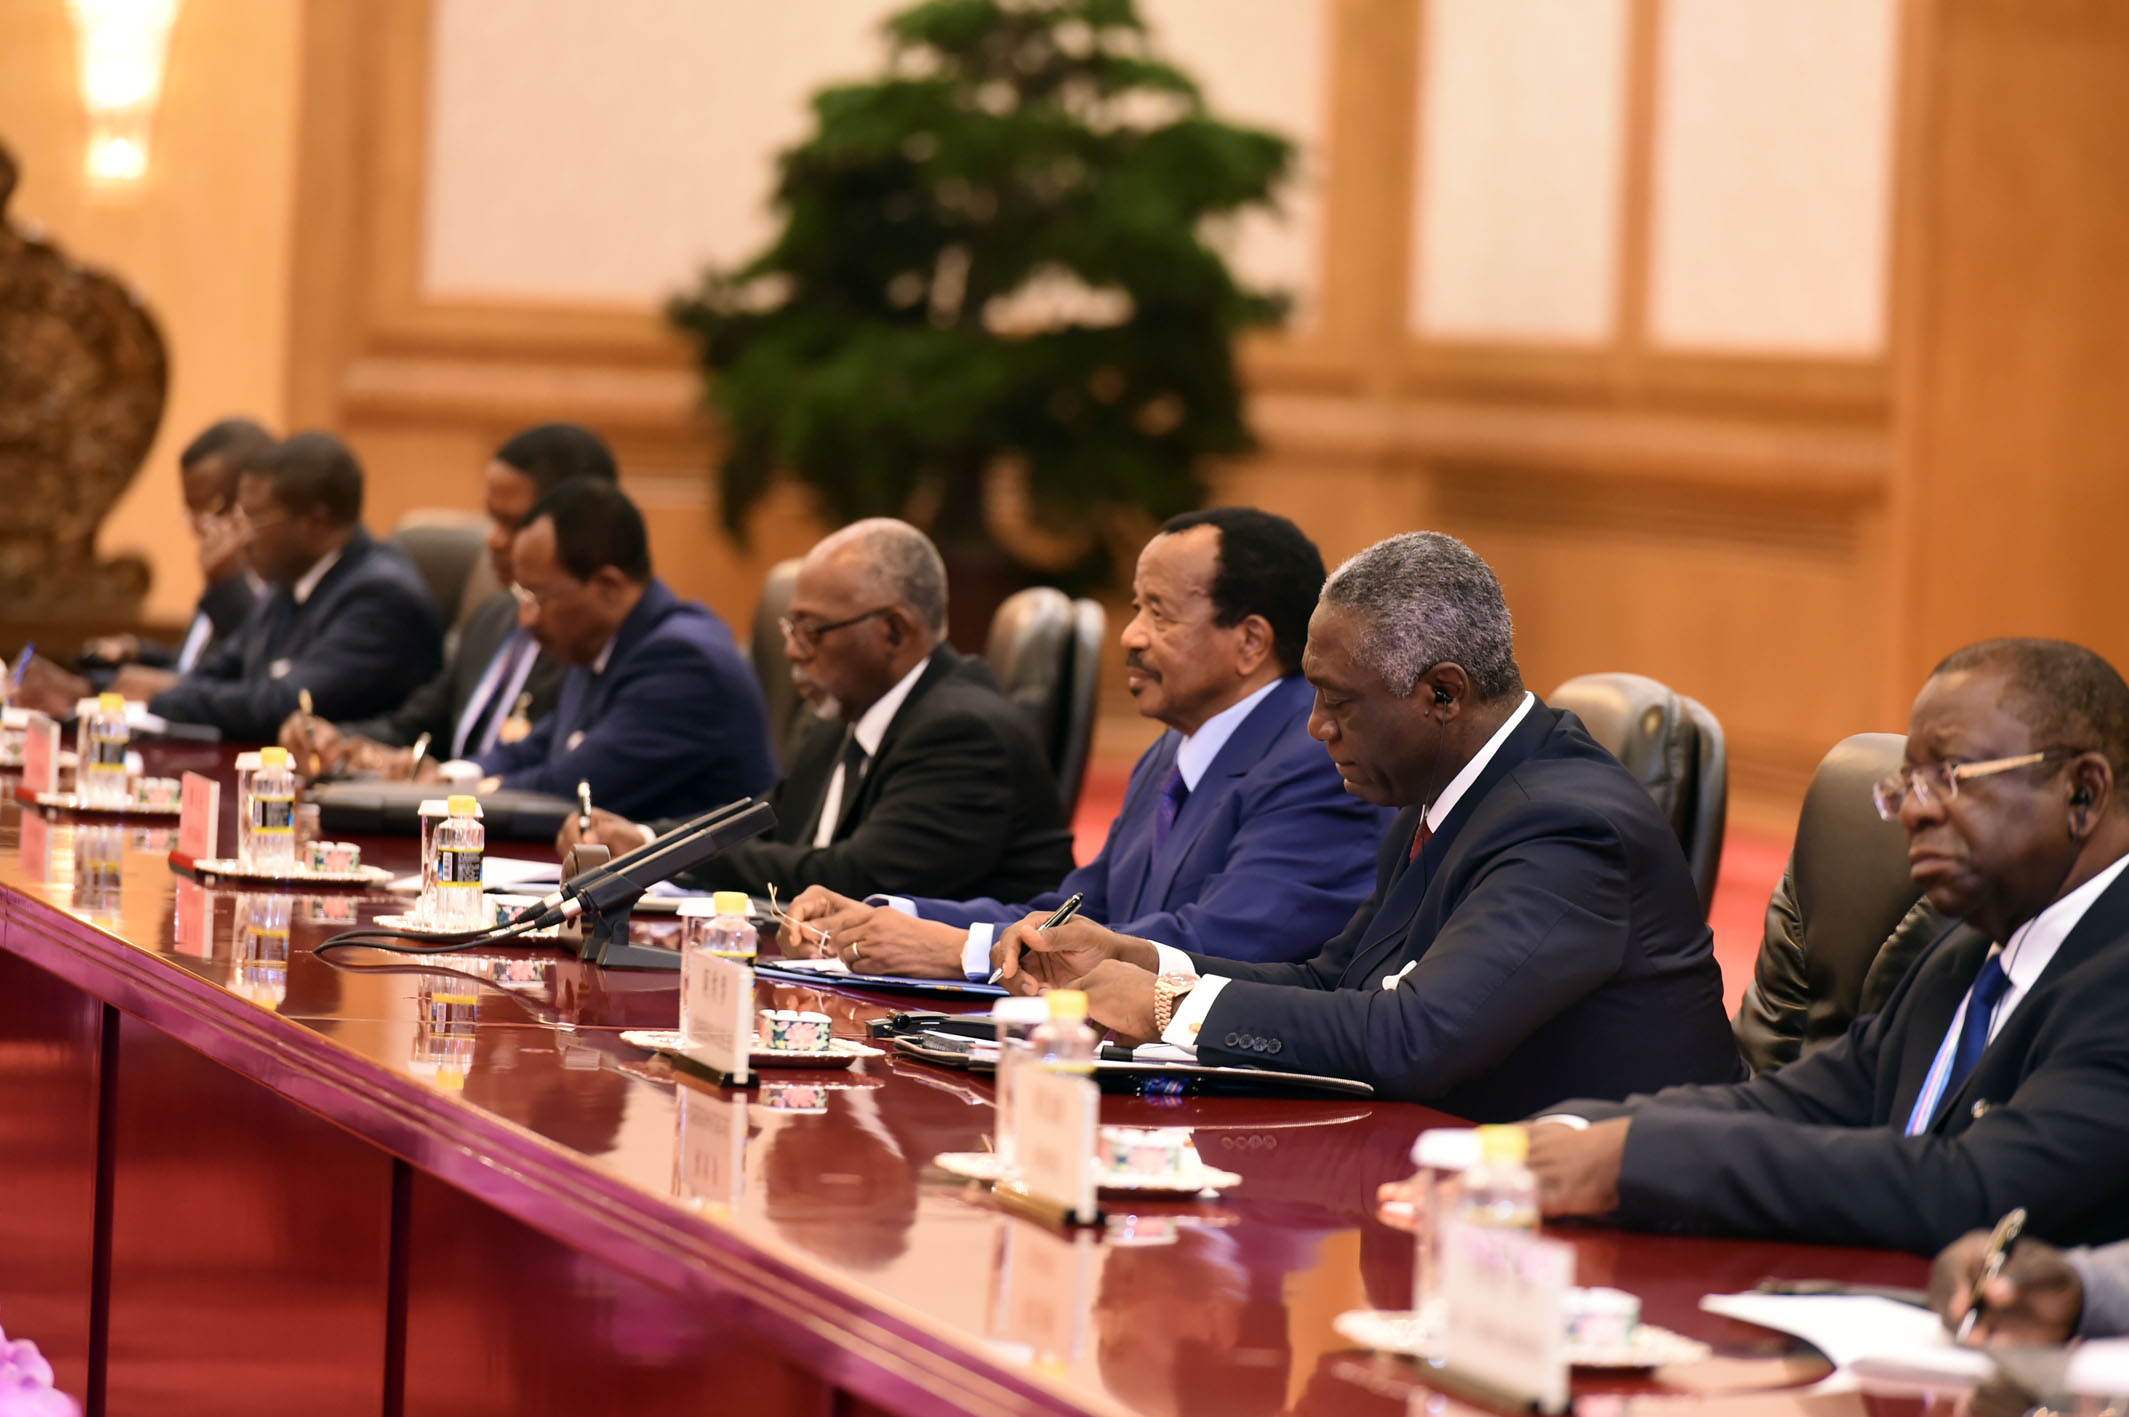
[1700,1292,1991,1384]
[2062,1339,2129,1395]
[481,855,563,887]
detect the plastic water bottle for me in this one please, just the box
[1457,1124,1540,1231]
[1410,1127,1484,1322]
[231,751,262,865]
[426,795,486,931]
[698,892,759,960]
[75,692,129,808]
[1031,988,1098,1074]
[989,995,1051,1168]
[248,747,298,872]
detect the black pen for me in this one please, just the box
[989,891,1085,983]
[1956,1206,2028,1343]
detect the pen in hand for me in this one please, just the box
[1956,1206,2028,1343]
[408,731,432,779]
[296,687,322,778]
[576,779,594,838]
[989,891,1085,984]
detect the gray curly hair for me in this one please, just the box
[1321,532,1522,700]
[814,517,950,637]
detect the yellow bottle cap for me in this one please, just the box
[713,891,751,917]
[98,692,125,712]
[1046,989,1088,1023]
[447,794,478,816]
[1477,1124,1528,1166]
[258,746,291,767]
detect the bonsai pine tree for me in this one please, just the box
[669,0,1293,576]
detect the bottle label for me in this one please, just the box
[436,844,483,888]
[252,794,295,835]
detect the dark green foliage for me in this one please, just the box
[668,0,1292,570]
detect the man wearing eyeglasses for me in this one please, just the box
[560,517,1076,903]
[1425,637,2129,1254]
[454,478,774,821]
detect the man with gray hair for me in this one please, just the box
[563,517,1075,902]
[997,530,1741,1116]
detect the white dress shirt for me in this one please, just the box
[811,656,927,848]
[1156,691,1537,1049]
[290,546,343,605]
[901,677,1289,979]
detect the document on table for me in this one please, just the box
[386,854,564,894]
[1700,1293,1993,1387]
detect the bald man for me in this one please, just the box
[562,518,1075,903]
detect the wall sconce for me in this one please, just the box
[66,0,182,186]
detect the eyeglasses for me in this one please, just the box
[508,581,571,614]
[777,606,894,651]
[1871,748,2088,820]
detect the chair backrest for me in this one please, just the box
[390,510,490,631]
[1733,732,1928,1070]
[985,585,1076,758]
[1052,598,1106,817]
[748,558,809,769]
[1548,671,1726,917]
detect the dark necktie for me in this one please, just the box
[1408,817,1433,862]
[810,730,870,843]
[1942,952,2013,1102]
[1152,766,1188,853]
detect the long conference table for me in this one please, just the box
[0,743,1934,1417]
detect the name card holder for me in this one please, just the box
[998,1065,1100,1227]
[172,772,221,870]
[1437,1220,1573,1414]
[672,1084,748,1214]
[681,954,753,1087]
[20,712,59,798]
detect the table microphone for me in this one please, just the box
[516,800,775,928]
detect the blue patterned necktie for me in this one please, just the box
[1941,952,2013,1104]
[1152,765,1188,853]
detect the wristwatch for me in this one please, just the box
[1152,971,1199,1036]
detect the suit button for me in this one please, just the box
[1224,1032,1240,1047]
[1970,1099,1991,1119]
[1268,1040,1282,1055]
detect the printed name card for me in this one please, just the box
[672,1085,747,1213]
[683,954,753,1086]
[21,712,59,796]
[1009,1066,1099,1224]
[177,772,220,864]
[991,1219,1096,1369]
[1439,1220,1573,1414]
[18,810,52,881]
[173,880,215,956]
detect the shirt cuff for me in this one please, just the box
[1530,1114,1590,1131]
[1152,942,1194,978]
[2070,1246,2129,1338]
[961,923,994,981]
[1161,974,1226,1050]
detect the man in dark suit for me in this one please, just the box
[1480,638,2129,1254]
[278,423,616,775]
[148,433,444,741]
[779,507,1390,976]
[561,518,1075,902]
[997,531,1739,1118]
[89,418,276,682]
[462,479,774,822]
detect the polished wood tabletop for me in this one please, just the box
[0,745,1935,1417]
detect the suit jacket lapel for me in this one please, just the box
[1885,925,1991,1130]
[838,647,960,827]
[1137,678,1310,911]
[1336,701,1559,989]
[1931,865,2129,1127]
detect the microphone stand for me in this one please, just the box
[556,800,776,969]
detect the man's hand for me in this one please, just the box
[108,665,177,701]
[782,886,874,933]
[345,740,417,781]
[15,656,90,717]
[555,806,652,859]
[83,634,141,666]
[991,914,1158,990]
[278,714,352,779]
[196,511,246,585]
[1067,958,1160,1042]
[1931,1232,2082,1346]
[829,909,971,978]
[1525,1118,1631,1218]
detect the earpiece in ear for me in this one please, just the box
[1433,687,1452,706]
[2072,788,2093,807]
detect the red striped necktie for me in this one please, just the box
[1408,817,1433,862]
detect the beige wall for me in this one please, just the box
[0,0,300,625]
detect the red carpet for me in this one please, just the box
[1071,762,1789,1013]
